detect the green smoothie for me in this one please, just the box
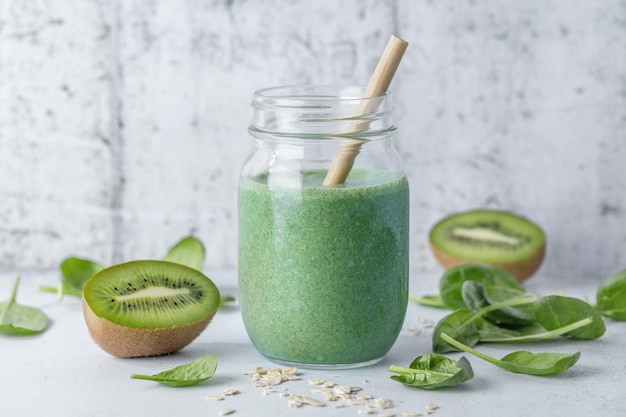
[238,169,409,367]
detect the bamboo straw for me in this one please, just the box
[322,35,408,186]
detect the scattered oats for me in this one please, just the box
[218,408,235,416]
[421,319,435,328]
[286,395,326,408]
[223,389,240,396]
[334,384,362,395]
[301,396,326,407]
[373,398,394,409]
[245,366,300,387]
[266,374,283,386]
[243,364,418,415]
[262,385,289,396]
[334,385,352,394]
[283,367,298,375]
[424,403,438,414]
[345,397,367,406]
[243,367,264,376]
[288,395,303,408]
[205,395,224,401]
[310,387,336,401]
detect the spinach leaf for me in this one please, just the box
[439,263,522,310]
[390,354,474,389]
[409,294,447,309]
[433,294,593,350]
[596,269,626,321]
[534,295,605,340]
[475,318,540,341]
[40,257,104,298]
[131,354,218,387]
[163,236,205,271]
[59,257,104,295]
[440,333,580,376]
[478,317,593,343]
[461,280,535,325]
[433,293,537,353]
[0,276,48,335]
[432,309,481,353]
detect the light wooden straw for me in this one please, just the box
[322,35,408,186]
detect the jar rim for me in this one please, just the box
[251,85,390,109]
[250,84,394,139]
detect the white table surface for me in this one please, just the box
[1,269,625,417]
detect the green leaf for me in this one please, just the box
[440,333,580,376]
[390,354,474,389]
[40,257,104,299]
[432,294,537,353]
[534,295,605,340]
[475,318,537,341]
[219,295,237,310]
[409,294,447,309]
[496,351,581,376]
[461,280,535,325]
[0,276,48,335]
[596,269,626,320]
[432,309,481,353]
[163,236,205,271]
[131,354,218,387]
[439,264,522,310]
[60,257,105,293]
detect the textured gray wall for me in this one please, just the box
[1,0,625,284]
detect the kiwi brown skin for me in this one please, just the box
[430,241,545,283]
[82,298,215,358]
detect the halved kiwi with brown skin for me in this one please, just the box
[429,209,546,282]
[82,260,220,358]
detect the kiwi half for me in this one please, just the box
[429,209,545,282]
[82,260,220,357]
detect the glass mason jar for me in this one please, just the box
[238,85,409,369]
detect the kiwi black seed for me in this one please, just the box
[429,209,546,282]
[82,260,220,357]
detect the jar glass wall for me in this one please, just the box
[238,85,409,369]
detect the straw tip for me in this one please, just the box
[389,35,409,47]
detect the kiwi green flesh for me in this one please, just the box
[83,260,220,329]
[430,210,545,264]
